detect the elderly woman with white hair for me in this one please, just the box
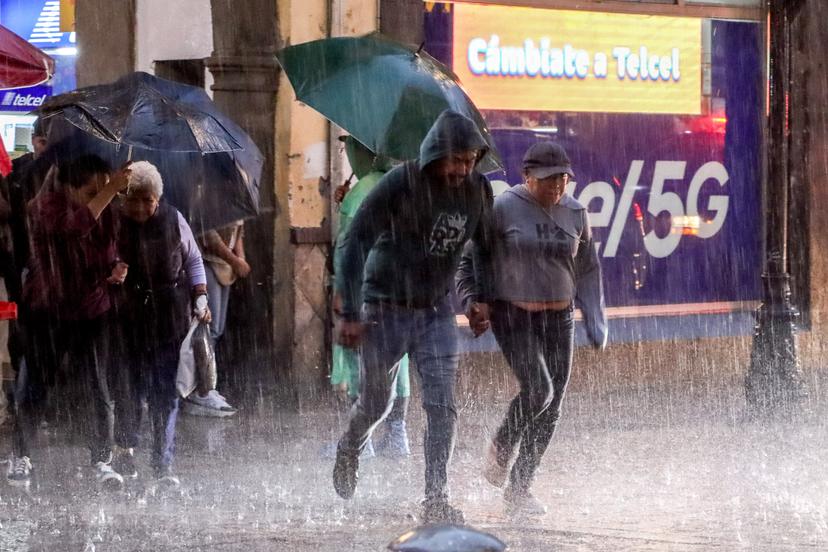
[111,160,210,488]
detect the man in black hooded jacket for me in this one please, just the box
[333,110,493,524]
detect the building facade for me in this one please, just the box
[62,0,827,401]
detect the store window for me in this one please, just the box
[425,2,764,338]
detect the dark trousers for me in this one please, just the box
[114,339,180,469]
[13,311,115,464]
[490,301,574,493]
[339,298,459,500]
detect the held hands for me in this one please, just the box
[466,301,491,337]
[107,261,128,285]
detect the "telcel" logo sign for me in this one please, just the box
[1,91,48,108]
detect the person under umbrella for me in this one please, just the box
[111,161,211,488]
[8,155,130,488]
[457,142,607,516]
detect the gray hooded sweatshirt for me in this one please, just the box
[336,110,493,322]
[457,185,608,348]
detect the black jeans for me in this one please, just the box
[13,310,115,464]
[490,301,574,493]
[114,339,180,469]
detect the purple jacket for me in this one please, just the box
[23,191,118,320]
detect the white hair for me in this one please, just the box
[127,160,164,198]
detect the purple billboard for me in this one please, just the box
[425,5,764,343]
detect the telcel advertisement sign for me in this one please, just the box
[452,4,702,114]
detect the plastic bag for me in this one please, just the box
[192,320,217,394]
[177,318,217,398]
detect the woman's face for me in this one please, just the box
[122,188,159,223]
[526,172,569,206]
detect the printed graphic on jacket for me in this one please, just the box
[429,212,468,257]
[536,222,578,258]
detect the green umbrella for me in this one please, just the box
[276,32,502,173]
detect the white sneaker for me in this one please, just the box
[504,487,548,517]
[94,461,124,491]
[6,455,32,486]
[183,390,237,417]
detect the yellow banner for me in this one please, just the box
[452,4,702,115]
[60,0,76,33]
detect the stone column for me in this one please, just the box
[380,0,423,45]
[75,0,135,86]
[207,0,287,387]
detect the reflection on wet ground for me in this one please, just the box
[1,372,827,551]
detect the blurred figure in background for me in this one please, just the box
[327,136,411,459]
[186,218,248,417]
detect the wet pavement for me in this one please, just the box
[1,364,827,551]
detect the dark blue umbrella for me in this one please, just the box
[37,72,262,232]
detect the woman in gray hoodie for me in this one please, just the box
[457,142,607,516]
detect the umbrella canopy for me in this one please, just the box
[0,25,54,89]
[277,32,502,173]
[39,71,243,153]
[39,72,263,232]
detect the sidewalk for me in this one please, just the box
[1,369,826,551]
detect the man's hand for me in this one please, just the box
[107,261,128,285]
[232,257,252,278]
[466,301,491,337]
[337,319,365,349]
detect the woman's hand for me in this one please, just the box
[193,293,212,323]
[107,261,128,285]
[196,305,212,324]
[232,257,252,278]
[108,162,133,193]
[333,382,350,403]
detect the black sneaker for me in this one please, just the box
[332,445,359,499]
[6,455,32,486]
[421,497,465,525]
[112,448,138,479]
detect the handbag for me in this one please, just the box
[209,260,237,286]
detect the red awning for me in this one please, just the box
[0,25,55,90]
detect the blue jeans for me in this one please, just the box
[205,265,231,345]
[338,297,459,500]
